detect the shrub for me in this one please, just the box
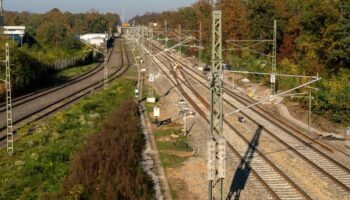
[56,100,155,200]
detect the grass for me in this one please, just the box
[0,78,135,199]
[154,128,192,168]
[159,152,188,168]
[156,129,192,152]
[153,127,193,199]
[56,63,98,79]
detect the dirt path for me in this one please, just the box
[141,103,173,200]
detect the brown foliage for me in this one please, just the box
[278,34,297,60]
[218,0,250,40]
[193,0,212,45]
[55,100,154,200]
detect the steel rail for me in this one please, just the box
[147,42,310,199]
[147,41,350,196]
[0,40,130,143]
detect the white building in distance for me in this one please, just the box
[80,33,108,47]
[3,26,26,44]
[3,26,26,37]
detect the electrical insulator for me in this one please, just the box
[207,140,216,181]
[217,137,226,179]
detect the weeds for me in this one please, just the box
[0,79,139,199]
[57,63,98,79]
[55,100,154,200]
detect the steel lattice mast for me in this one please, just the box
[5,43,13,155]
[210,10,223,142]
[208,10,226,200]
[271,20,277,95]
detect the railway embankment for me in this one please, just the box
[0,78,155,199]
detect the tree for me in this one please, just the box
[193,0,211,45]
[246,0,279,39]
[177,7,197,31]
[87,16,109,33]
[217,0,250,40]
[296,0,339,73]
[300,0,338,35]
[62,34,82,50]
[327,4,350,72]
[45,23,68,47]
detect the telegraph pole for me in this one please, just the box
[122,8,125,24]
[0,0,4,26]
[199,22,203,60]
[208,10,226,200]
[179,24,182,53]
[271,20,277,95]
[147,24,155,102]
[308,89,312,133]
[0,0,4,38]
[5,43,13,155]
[139,27,144,102]
[165,20,168,49]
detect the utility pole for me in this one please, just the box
[305,86,318,134]
[5,43,13,155]
[147,24,155,102]
[139,27,145,102]
[199,22,203,60]
[157,23,160,41]
[0,0,4,27]
[165,20,168,49]
[104,45,108,90]
[122,8,125,24]
[308,89,312,133]
[139,69,143,100]
[179,24,182,53]
[208,10,226,200]
[271,20,277,95]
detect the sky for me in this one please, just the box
[5,0,197,21]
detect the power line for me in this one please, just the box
[225,20,278,95]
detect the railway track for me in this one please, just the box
[149,41,350,163]
[144,40,350,199]
[143,42,309,199]
[0,45,113,112]
[0,39,131,143]
[181,56,350,160]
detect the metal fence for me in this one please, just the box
[49,51,94,70]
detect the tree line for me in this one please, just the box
[5,8,120,50]
[0,9,120,94]
[131,0,349,74]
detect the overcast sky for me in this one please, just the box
[5,0,197,20]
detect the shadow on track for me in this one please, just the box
[226,125,263,200]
